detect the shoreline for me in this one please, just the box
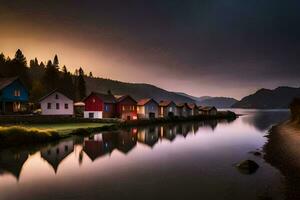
[0,111,236,148]
[264,119,300,199]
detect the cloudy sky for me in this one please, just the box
[1,0,300,99]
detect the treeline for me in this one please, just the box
[0,49,91,102]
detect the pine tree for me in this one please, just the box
[43,60,59,91]
[61,65,75,99]
[77,67,86,100]
[11,49,30,88]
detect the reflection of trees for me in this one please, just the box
[0,149,28,180]
[41,140,74,173]
[242,111,290,131]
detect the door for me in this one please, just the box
[89,112,94,119]
[149,112,155,119]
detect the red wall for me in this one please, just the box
[84,94,103,111]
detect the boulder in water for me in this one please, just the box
[236,160,259,174]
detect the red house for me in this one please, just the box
[83,92,116,119]
[115,95,137,120]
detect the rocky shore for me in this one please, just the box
[264,99,300,199]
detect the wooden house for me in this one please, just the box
[39,90,74,116]
[159,100,177,118]
[83,92,116,119]
[176,103,192,117]
[199,106,218,116]
[115,95,137,120]
[137,98,159,119]
[187,103,199,116]
[0,77,29,114]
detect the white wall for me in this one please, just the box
[40,92,74,115]
[84,111,103,119]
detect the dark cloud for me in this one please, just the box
[1,0,300,98]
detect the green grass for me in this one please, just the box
[23,123,113,135]
[0,126,59,146]
[0,123,115,147]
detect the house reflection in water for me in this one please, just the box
[137,126,159,148]
[83,133,115,161]
[116,129,138,154]
[41,140,74,173]
[159,125,177,142]
[0,150,28,180]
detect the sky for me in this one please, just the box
[0,0,300,99]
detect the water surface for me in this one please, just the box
[0,110,290,200]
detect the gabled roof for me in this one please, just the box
[0,77,22,91]
[39,89,73,103]
[199,106,217,111]
[159,100,175,107]
[176,102,192,109]
[137,98,158,106]
[115,95,137,103]
[187,103,198,110]
[85,92,116,103]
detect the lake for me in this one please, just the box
[0,110,290,200]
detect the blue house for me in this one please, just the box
[0,77,29,114]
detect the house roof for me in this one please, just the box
[176,102,191,109]
[137,98,158,106]
[92,92,116,103]
[0,77,20,91]
[199,106,217,111]
[39,89,73,103]
[74,102,85,106]
[159,100,175,107]
[114,95,137,103]
[187,103,198,109]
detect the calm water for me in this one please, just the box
[0,110,290,200]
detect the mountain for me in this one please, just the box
[199,97,238,108]
[176,93,238,108]
[85,77,195,103]
[232,86,300,109]
[175,92,211,102]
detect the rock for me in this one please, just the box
[249,151,262,156]
[236,160,259,174]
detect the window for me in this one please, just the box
[55,94,59,99]
[47,103,52,109]
[92,98,96,103]
[105,105,109,112]
[14,89,20,97]
[65,104,69,109]
[122,106,125,111]
[56,103,60,109]
[169,107,173,112]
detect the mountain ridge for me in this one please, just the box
[232,86,300,109]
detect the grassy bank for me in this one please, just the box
[0,126,60,147]
[0,123,116,147]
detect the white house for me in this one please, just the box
[39,90,74,115]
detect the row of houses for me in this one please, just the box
[0,77,217,120]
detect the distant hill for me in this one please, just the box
[176,93,237,108]
[85,77,195,103]
[232,86,300,109]
[199,97,238,108]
